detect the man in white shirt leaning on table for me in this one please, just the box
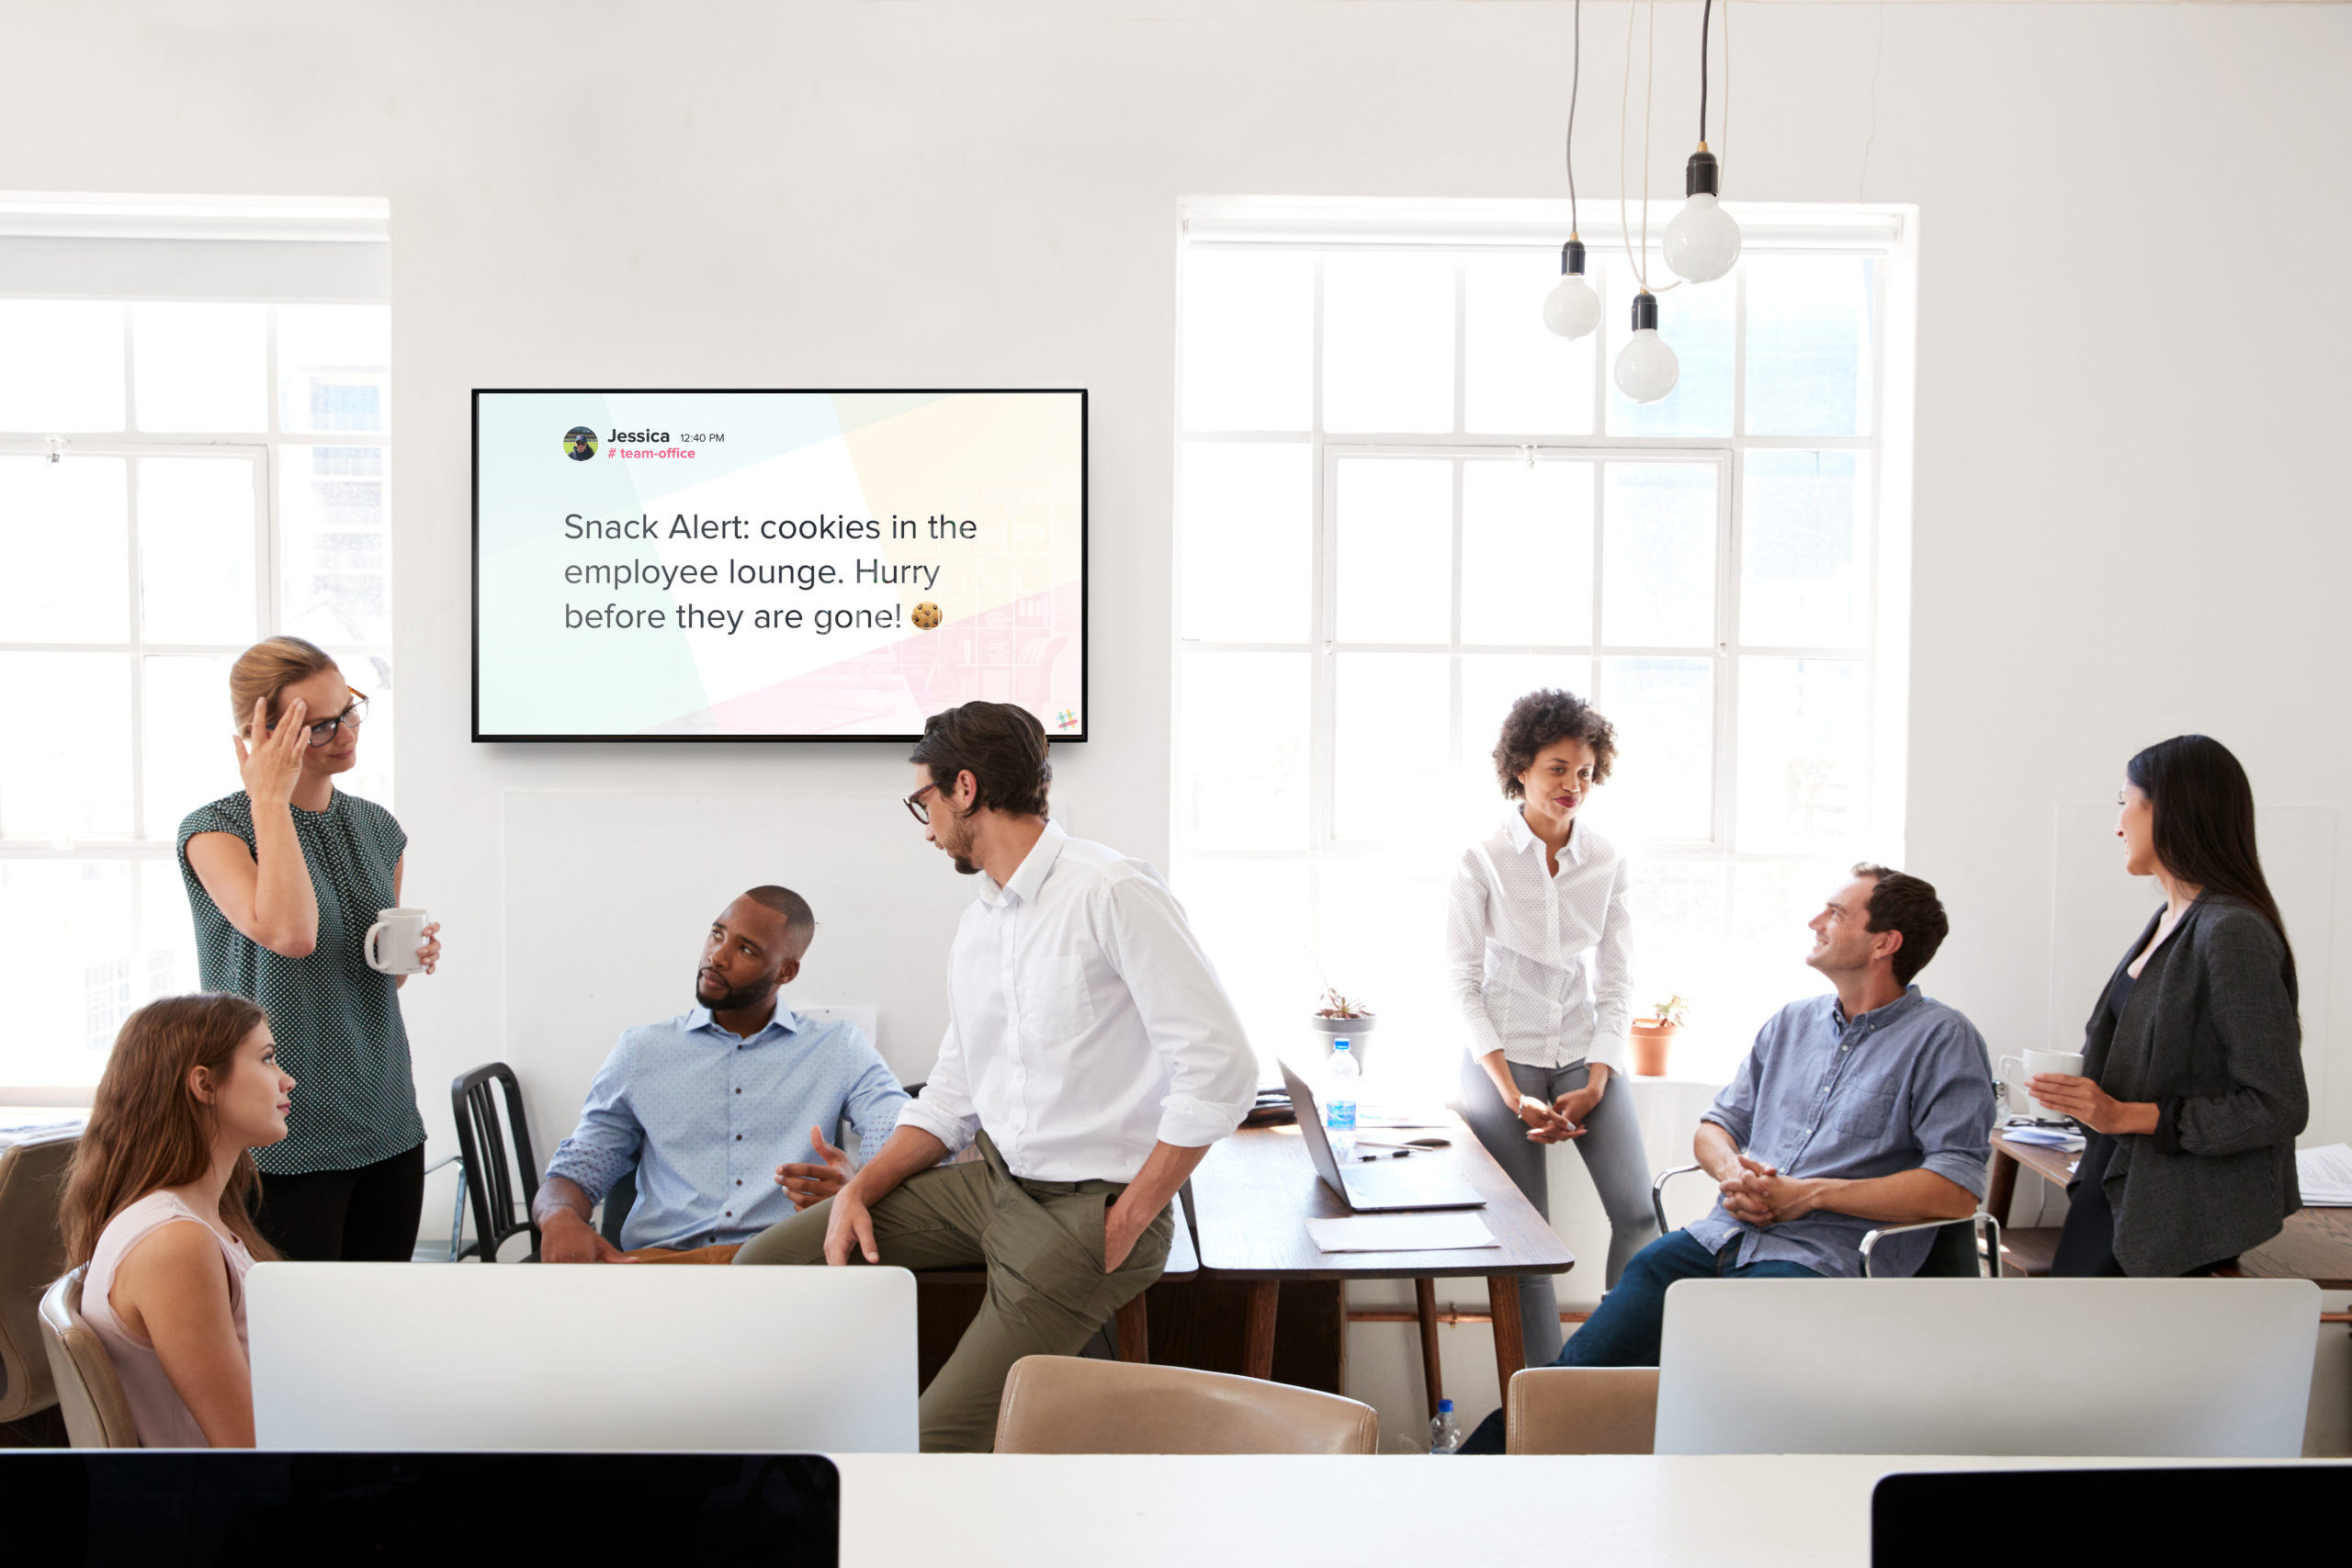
[734,701,1260,1452]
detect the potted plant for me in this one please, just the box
[1310,982,1375,1065]
[1629,994,1690,1077]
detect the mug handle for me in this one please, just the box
[364,921,390,973]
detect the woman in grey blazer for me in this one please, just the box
[2033,735,2305,1277]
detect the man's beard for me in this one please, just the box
[696,968,769,1013]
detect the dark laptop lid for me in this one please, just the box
[0,1451,838,1566]
[1872,1468,2341,1567]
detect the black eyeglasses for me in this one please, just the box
[270,688,369,749]
[903,783,939,825]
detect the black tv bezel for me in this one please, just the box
[469,387,1089,745]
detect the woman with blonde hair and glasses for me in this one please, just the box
[178,636,439,1262]
[58,993,293,1447]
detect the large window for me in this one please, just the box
[1173,200,1915,1089]
[0,196,391,1095]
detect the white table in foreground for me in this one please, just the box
[836,1454,2351,1567]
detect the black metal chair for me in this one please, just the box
[451,1064,541,1262]
[1650,1163,2001,1278]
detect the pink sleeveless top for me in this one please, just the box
[82,1190,254,1448]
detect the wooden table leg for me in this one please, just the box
[1243,1280,1280,1380]
[1986,1146,2019,1227]
[1415,1277,1443,1419]
[1487,1275,1527,1398]
[1114,1294,1150,1363]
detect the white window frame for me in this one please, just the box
[0,195,391,1100]
[1172,198,1917,1073]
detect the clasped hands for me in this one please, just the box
[1716,1154,1821,1229]
[1516,1088,1601,1144]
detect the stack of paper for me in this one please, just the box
[1306,1213,1497,1253]
[1999,1121,2086,1153]
[2297,1144,2352,1206]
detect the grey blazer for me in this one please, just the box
[2085,897,2306,1277]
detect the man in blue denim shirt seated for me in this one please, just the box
[1462,863,1995,1452]
[531,886,910,1261]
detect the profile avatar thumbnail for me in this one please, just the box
[563,426,600,461]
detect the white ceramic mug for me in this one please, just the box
[1999,1048,2086,1122]
[364,907,430,976]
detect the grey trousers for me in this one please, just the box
[1457,1052,1658,1367]
[730,1132,1171,1453]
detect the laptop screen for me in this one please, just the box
[0,1452,839,1565]
[1278,1058,1349,1198]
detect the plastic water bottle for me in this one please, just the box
[1325,1038,1360,1161]
[1430,1398,1462,1454]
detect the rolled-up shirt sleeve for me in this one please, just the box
[1908,1020,1998,1199]
[1445,853,1510,1063]
[895,1011,982,1156]
[543,1036,645,1202]
[840,1050,911,1159]
[1104,877,1259,1149]
[1701,1016,1772,1148]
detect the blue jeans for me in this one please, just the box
[1457,1228,1823,1454]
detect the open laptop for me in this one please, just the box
[1655,1277,2319,1458]
[1279,1059,1484,1213]
[249,1262,918,1453]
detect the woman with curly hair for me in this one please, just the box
[1446,689,1657,1360]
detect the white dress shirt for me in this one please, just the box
[1445,809,1635,1075]
[897,822,1260,1183]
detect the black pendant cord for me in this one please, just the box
[1699,0,1713,144]
[1566,0,1582,235]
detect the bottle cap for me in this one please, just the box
[1333,1039,1351,1051]
[1439,1399,1453,1413]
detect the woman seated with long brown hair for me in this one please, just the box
[57,994,293,1447]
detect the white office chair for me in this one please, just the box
[1650,1163,2000,1277]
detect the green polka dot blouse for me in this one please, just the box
[176,789,426,1177]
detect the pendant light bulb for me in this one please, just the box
[1613,290,1679,404]
[1662,148,1742,285]
[1543,237,1602,340]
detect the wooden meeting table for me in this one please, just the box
[1987,1128,2352,1288]
[1186,1111,1573,1412]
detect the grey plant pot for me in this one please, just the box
[1309,1011,1375,1069]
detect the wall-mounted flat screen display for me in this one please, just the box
[473,389,1085,740]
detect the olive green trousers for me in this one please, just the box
[732,1133,1171,1453]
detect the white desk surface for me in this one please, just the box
[835,1453,2349,1566]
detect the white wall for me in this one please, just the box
[9,0,2347,1445]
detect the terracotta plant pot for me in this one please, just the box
[1629,1021,1680,1077]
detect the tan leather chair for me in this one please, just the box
[0,1126,79,1422]
[38,1268,140,1448]
[994,1355,1379,1454]
[1505,1366,1658,1454]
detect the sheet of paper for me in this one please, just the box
[2296,1143,2352,1206]
[1357,1107,1454,1129]
[1306,1213,1498,1254]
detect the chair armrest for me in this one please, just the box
[1858,1213,2002,1279]
[1651,1163,1705,1236]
